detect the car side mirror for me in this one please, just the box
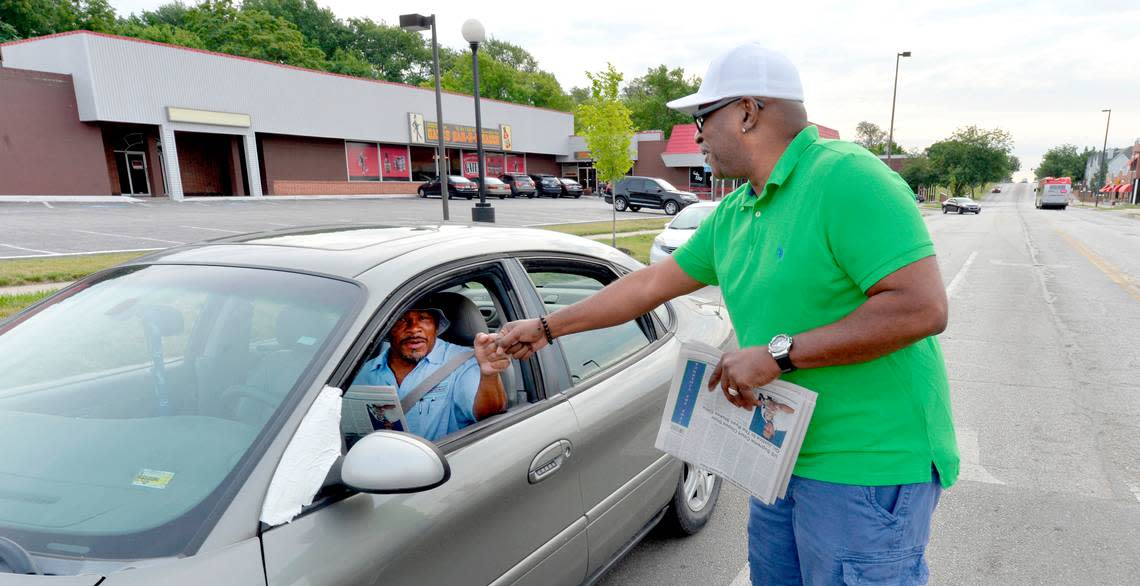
[341,431,450,494]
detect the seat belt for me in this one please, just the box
[400,350,476,412]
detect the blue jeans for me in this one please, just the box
[748,470,942,585]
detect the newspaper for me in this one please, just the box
[655,342,817,504]
[341,385,409,447]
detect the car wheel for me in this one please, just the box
[942,208,947,214]
[614,196,629,212]
[957,208,964,214]
[499,194,507,199]
[573,193,581,199]
[629,205,642,212]
[466,194,474,200]
[660,462,722,536]
[418,187,426,198]
[527,193,535,199]
[664,200,680,215]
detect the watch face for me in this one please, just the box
[769,334,792,354]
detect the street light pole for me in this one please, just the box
[463,19,494,223]
[400,13,449,220]
[886,51,911,163]
[1098,108,1111,208]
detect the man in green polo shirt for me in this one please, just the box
[497,42,957,585]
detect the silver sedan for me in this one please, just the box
[0,225,735,585]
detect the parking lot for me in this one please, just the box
[0,195,668,258]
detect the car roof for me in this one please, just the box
[123,224,632,280]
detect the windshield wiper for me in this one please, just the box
[0,536,41,575]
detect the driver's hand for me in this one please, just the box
[474,333,511,376]
[496,318,548,360]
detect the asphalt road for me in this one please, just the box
[599,182,1140,585]
[0,195,660,258]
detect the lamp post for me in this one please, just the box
[462,19,494,223]
[1097,108,1111,208]
[400,13,449,221]
[886,51,911,162]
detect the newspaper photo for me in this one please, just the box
[341,385,409,447]
[655,342,817,504]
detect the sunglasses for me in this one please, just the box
[693,97,764,132]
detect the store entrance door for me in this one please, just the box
[115,151,151,195]
[577,166,596,193]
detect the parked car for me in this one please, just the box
[500,173,537,198]
[472,176,511,199]
[604,176,700,215]
[0,225,733,584]
[418,175,478,199]
[649,201,719,264]
[942,197,981,214]
[530,174,563,198]
[558,178,584,198]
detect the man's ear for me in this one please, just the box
[740,98,761,133]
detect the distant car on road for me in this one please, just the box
[942,197,981,214]
[418,175,478,199]
[558,178,584,198]
[991,186,1002,193]
[604,176,700,215]
[499,173,537,198]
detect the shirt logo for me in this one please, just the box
[776,246,785,261]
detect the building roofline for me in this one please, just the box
[0,30,574,117]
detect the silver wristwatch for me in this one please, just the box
[768,334,796,374]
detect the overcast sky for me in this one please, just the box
[106,0,1139,180]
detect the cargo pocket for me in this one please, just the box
[840,548,927,585]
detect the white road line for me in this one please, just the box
[72,229,185,245]
[180,225,243,234]
[729,563,751,586]
[0,247,160,260]
[0,242,58,255]
[944,251,978,298]
[42,201,54,209]
[265,222,295,227]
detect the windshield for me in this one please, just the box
[0,265,359,560]
[448,175,471,183]
[560,178,579,185]
[668,205,716,230]
[483,177,505,185]
[654,179,679,191]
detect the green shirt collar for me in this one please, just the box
[744,125,820,205]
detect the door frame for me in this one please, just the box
[114,149,152,196]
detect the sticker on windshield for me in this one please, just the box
[133,469,176,489]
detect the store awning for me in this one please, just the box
[1099,185,1112,192]
[1118,183,1132,193]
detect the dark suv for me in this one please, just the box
[500,173,537,198]
[529,174,563,198]
[605,176,700,215]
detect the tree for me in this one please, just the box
[1035,144,1090,182]
[0,0,117,39]
[621,65,700,135]
[900,156,942,194]
[181,0,326,69]
[439,40,572,111]
[854,121,903,156]
[577,64,634,246]
[345,17,431,84]
[243,0,347,59]
[925,125,1017,195]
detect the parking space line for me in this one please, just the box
[945,251,979,298]
[729,563,750,586]
[0,242,58,255]
[181,225,243,234]
[0,247,160,261]
[72,229,185,245]
[42,201,54,209]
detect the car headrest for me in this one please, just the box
[276,306,331,352]
[421,292,487,347]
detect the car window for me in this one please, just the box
[654,179,678,191]
[523,262,653,384]
[347,266,536,445]
[484,177,505,185]
[0,265,359,560]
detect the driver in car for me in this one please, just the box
[353,303,509,441]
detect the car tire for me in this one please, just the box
[466,195,474,200]
[942,208,947,214]
[614,196,629,212]
[664,200,680,215]
[527,193,535,199]
[499,194,507,199]
[629,205,642,212]
[957,208,964,214]
[660,462,722,536]
[418,187,426,198]
[573,194,581,199]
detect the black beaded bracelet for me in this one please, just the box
[539,316,555,344]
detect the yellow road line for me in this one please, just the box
[1054,228,1140,302]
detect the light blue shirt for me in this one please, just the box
[353,338,482,441]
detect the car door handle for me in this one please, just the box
[528,439,572,484]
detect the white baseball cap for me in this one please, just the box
[666,43,804,115]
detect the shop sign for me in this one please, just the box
[409,113,506,149]
[501,125,513,151]
[574,151,592,160]
[505,154,526,174]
